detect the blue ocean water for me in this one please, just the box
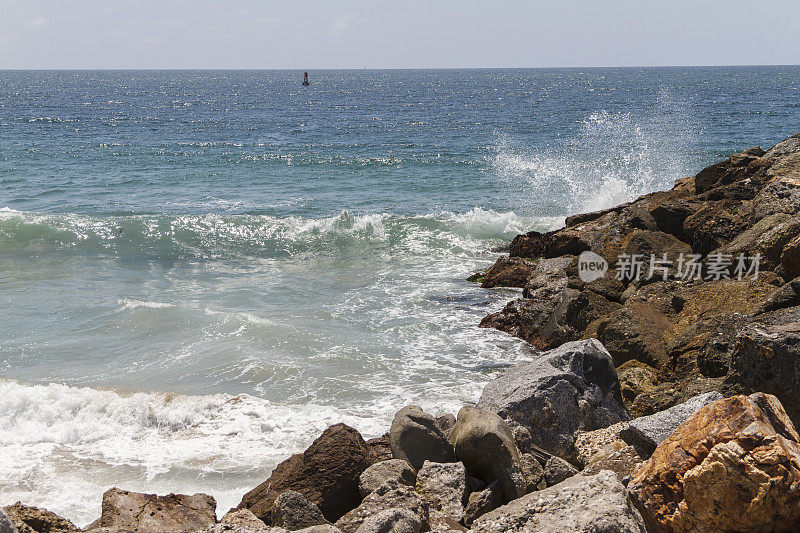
[1,67,799,524]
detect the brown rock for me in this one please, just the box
[480,256,537,288]
[364,435,392,463]
[334,481,429,533]
[2,503,78,533]
[238,423,372,524]
[85,488,216,533]
[782,234,800,279]
[628,393,800,533]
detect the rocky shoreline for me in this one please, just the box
[4,133,800,532]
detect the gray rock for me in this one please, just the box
[478,339,630,462]
[273,491,329,530]
[353,508,421,533]
[297,527,343,533]
[619,391,723,457]
[463,481,503,526]
[435,414,456,436]
[85,488,216,532]
[335,481,429,533]
[359,459,416,499]
[0,509,17,533]
[448,406,528,502]
[206,509,279,532]
[389,406,455,471]
[519,453,545,492]
[543,455,578,487]
[470,470,646,533]
[415,461,467,522]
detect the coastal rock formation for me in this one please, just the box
[334,481,429,533]
[542,456,578,486]
[206,509,275,533]
[359,459,416,498]
[0,509,15,533]
[448,406,528,501]
[628,393,800,532]
[480,256,537,288]
[415,461,467,523]
[271,491,329,530]
[352,508,421,533]
[470,471,646,533]
[462,481,502,526]
[389,406,455,471]
[238,423,372,524]
[478,339,630,462]
[1,504,78,533]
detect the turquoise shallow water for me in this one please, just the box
[1,67,799,524]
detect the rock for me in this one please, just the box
[618,391,723,458]
[239,423,372,524]
[519,453,545,492]
[84,488,216,533]
[477,339,630,462]
[434,414,456,435]
[272,491,329,530]
[365,435,393,463]
[542,455,578,486]
[616,360,659,403]
[714,212,800,270]
[480,256,537,288]
[0,509,16,533]
[1,503,78,533]
[582,443,643,484]
[415,461,467,523]
[206,509,276,532]
[756,277,800,313]
[629,393,800,533]
[359,459,416,499]
[509,231,547,258]
[573,422,630,468]
[334,481,429,533]
[782,235,800,279]
[463,481,502,526]
[470,471,646,533]
[389,406,455,471]
[596,303,672,368]
[353,509,421,533]
[448,406,528,502]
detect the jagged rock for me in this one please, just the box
[519,453,545,492]
[618,391,722,458]
[359,459,416,498]
[352,509,421,533]
[239,424,372,523]
[521,256,574,298]
[596,303,672,368]
[714,212,800,270]
[427,511,467,532]
[757,277,800,314]
[581,442,643,483]
[463,481,502,526]
[1,503,77,533]
[206,509,276,532]
[415,461,467,523]
[434,414,456,436]
[448,406,528,502]
[365,435,393,463]
[782,235,800,279]
[83,488,216,532]
[334,481,428,533]
[629,393,800,532]
[0,509,16,533]
[573,421,630,468]
[272,491,329,530]
[616,360,659,403]
[470,471,646,532]
[389,406,455,471]
[478,339,629,462]
[480,256,537,288]
[542,455,577,486]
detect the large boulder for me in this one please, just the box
[448,406,528,501]
[628,393,800,532]
[470,471,646,532]
[359,459,416,498]
[415,461,467,523]
[389,406,455,471]
[1,504,77,533]
[272,491,329,531]
[480,256,537,288]
[334,481,429,533]
[84,489,216,533]
[478,339,630,462]
[238,424,372,523]
[463,481,502,526]
[0,509,16,533]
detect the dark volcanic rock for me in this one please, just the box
[389,406,455,471]
[238,423,372,524]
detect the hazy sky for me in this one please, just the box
[1,0,798,69]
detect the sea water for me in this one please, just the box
[1,67,799,525]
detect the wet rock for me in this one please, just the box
[448,406,528,501]
[0,509,16,533]
[542,455,577,486]
[334,481,429,533]
[470,471,646,533]
[84,488,216,533]
[389,406,455,471]
[415,461,467,523]
[463,481,502,526]
[1,504,77,533]
[618,391,723,458]
[359,459,416,499]
[478,339,629,462]
[353,509,421,533]
[509,230,548,258]
[239,424,372,524]
[480,256,537,288]
[628,393,800,533]
[272,491,329,530]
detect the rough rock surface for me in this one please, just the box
[470,470,646,532]
[359,459,416,498]
[238,424,372,524]
[2,503,78,533]
[415,461,467,523]
[389,406,455,471]
[463,481,502,526]
[448,406,528,501]
[478,339,630,462]
[205,509,276,533]
[353,509,421,533]
[628,393,800,533]
[542,455,578,486]
[272,491,329,530]
[0,509,16,533]
[480,256,538,288]
[334,481,429,533]
[619,391,723,457]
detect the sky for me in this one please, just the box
[1,0,799,69]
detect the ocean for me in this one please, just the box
[1,67,799,525]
